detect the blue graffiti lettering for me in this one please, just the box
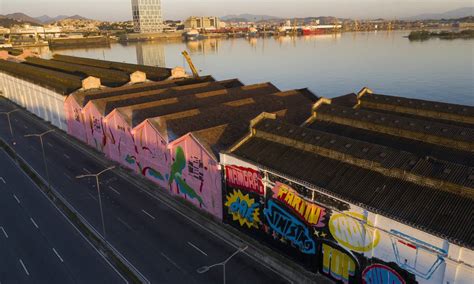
[264,200,316,254]
[230,197,259,223]
[363,264,405,284]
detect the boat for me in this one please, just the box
[248,27,258,37]
[184,29,201,41]
[302,24,342,35]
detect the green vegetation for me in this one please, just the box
[53,54,172,81]
[0,59,83,94]
[408,29,474,41]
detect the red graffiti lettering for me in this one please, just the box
[225,165,264,195]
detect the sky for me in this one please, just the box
[0,0,471,21]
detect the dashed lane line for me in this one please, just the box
[109,186,120,195]
[19,259,30,276]
[0,177,5,184]
[13,194,20,204]
[30,218,39,229]
[141,209,156,220]
[0,226,8,238]
[187,241,208,256]
[160,252,184,272]
[53,248,64,263]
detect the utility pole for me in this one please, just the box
[76,166,116,242]
[0,109,19,144]
[25,129,55,189]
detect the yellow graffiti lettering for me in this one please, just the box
[224,190,261,229]
[329,212,380,252]
[322,243,356,284]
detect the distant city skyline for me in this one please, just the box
[1,0,472,21]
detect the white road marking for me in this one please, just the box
[187,241,208,256]
[19,259,29,276]
[0,177,5,184]
[83,168,91,174]
[0,226,8,238]
[24,125,28,129]
[117,218,133,230]
[47,142,53,147]
[63,154,70,159]
[87,193,98,201]
[53,248,64,263]
[64,174,72,181]
[13,194,20,204]
[30,218,39,229]
[160,252,184,272]
[141,209,156,220]
[108,186,120,195]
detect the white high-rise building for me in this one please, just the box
[131,0,163,33]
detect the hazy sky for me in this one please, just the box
[0,0,471,21]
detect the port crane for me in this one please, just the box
[181,50,200,79]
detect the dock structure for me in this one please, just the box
[1,55,473,284]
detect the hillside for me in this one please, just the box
[405,7,473,20]
[221,14,282,22]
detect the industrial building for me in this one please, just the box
[1,55,473,284]
[184,16,222,31]
[131,0,164,33]
[221,90,473,284]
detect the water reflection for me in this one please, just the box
[136,43,166,67]
[31,31,473,105]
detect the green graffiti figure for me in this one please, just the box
[169,147,205,206]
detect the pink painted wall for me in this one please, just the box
[104,110,140,171]
[132,120,170,189]
[168,134,223,219]
[64,96,88,142]
[82,103,107,152]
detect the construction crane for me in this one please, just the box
[181,50,200,79]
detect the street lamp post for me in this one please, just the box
[197,245,248,284]
[0,109,19,143]
[24,129,55,190]
[76,166,115,242]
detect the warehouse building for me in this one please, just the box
[220,90,473,284]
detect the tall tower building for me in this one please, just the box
[131,0,163,33]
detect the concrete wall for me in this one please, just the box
[132,120,170,189]
[104,110,140,171]
[0,72,67,131]
[220,153,474,284]
[82,102,107,152]
[64,95,88,142]
[168,134,223,219]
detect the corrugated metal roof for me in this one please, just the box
[53,54,173,81]
[316,104,474,145]
[130,82,280,127]
[230,127,474,248]
[0,59,83,95]
[72,76,215,107]
[361,93,474,118]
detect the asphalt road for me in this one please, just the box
[0,97,289,283]
[0,150,125,283]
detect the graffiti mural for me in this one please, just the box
[272,182,326,227]
[225,165,264,195]
[125,154,164,181]
[225,190,261,229]
[168,146,205,206]
[264,199,316,254]
[321,242,358,284]
[390,230,445,280]
[329,212,380,253]
[267,173,350,211]
[362,264,406,284]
